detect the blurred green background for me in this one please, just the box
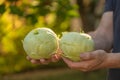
[0,0,107,80]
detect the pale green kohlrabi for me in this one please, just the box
[60,32,94,62]
[22,28,59,59]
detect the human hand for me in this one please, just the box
[26,49,62,65]
[62,50,108,72]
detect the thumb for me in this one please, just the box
[80,52,94,61]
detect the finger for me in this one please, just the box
[26,56,32,61]
[30,59,41,64]
[62,57,80,69]
[62,57,91,70]
[51,55,59,62]
[40,59,49,64]
[79,68,91,72]
[80,52,95,61]
[55,54,61,59]
[62,56,73,63]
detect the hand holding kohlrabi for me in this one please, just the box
[22,28,59,59]
[60,32,94,62]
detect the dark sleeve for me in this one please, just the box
[104,0,114,12]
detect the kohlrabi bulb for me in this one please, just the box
[22,28,59,59]
[60,32,94,62]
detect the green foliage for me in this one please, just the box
[0,0,79,74]
[0,4,6,14]
[9,5,23,16]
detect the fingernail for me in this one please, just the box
[54,55,60,60]
[31,60,36,63]
[40,59,45,62]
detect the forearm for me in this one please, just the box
[88,12,113,51]
[88,31,112,52]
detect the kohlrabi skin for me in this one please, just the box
[60,32,94,62]
[22,28,59,59]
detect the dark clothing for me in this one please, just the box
[104,0,120,80]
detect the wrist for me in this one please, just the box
[100,53,120,68]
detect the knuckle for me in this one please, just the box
[86,53,91,59]
[83,64,89,69]
[68,64,75,69]
[83,65,92,71]
[90,53,95,58]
